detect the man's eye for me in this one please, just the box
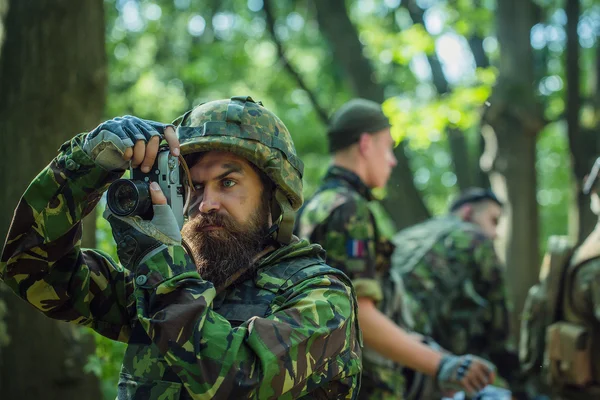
[222,179,236,188]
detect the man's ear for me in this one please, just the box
[358,133,371,156]
[459,205,473,222]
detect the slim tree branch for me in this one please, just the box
[263,0,330,124]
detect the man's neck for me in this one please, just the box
[332,155,369,186]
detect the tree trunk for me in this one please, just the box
[467,35,493,189]
[565,0,598,244]
[0,0,106,398]
[481,0,544,339]
[0,0,7,55]
[312,0,430,228]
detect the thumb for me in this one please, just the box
[150,182,167,205]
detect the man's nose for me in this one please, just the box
[198,187,221,214]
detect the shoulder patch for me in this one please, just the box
[346,239,367,258]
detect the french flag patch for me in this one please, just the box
[346,240,366,258]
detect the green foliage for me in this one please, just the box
[383,67,494,146]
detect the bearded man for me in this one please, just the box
[0,96,361,399]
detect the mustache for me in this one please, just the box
[190,212,238,231]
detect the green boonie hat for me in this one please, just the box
[176,96,303,244]
[327,98,391,153]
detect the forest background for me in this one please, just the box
[0,0,598,398]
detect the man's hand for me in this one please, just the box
[103,183,181,270]
[436,354,496,397]
[83,115,180,172]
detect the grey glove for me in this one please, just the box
[103,204,181,270]
[436,354,496,398]
[83,115,171,171]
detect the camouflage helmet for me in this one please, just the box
[175,96,303,244]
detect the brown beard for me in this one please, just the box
[181,204,269,289]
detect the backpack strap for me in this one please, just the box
[256,256,352,295]
[541,235,575,324]
[562,233,600,323]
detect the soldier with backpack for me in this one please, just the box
[521,157,600,399]
[391,188,528,398]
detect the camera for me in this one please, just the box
[107,147,185,228]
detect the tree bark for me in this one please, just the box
[0,0,7,56]
[467,35,492,189]
[312,0,430,228]
[263,0,330,125]
[481,0,544,339]
[565,0,598,244]
[0,0,106,398]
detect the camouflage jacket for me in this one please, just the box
[295,166,407,399]
[391,216,514,377]
[0,134,362,399]
[562,234,600,391]
[569,257,600,324]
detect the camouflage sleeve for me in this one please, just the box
[0,134,134,342]
[472,238,511,353]
[309,199,382,302]
[133,246,360,398]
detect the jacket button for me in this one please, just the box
[65,159,79,171]
[135,275,148,285]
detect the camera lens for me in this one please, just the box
[107,179,151,217]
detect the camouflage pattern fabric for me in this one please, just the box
[555,240,600,399]
[567,256,600,327]
[391,216,514,380]
[295,166,407,399]
[0,134,362,399]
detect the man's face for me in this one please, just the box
[470,201,502,240]
[181,151,270,287]
[364,128,397,189]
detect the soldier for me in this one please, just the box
[294,98,496,400]
[392,188,525,397]
[0,96,362,399]
[524,157,600,399]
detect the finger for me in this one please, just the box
[163,125,180,156]
[460,378,477,397]
[149,182,167,205]
[141,136,160,173]
[122,147,133,161]
[131,140,146,168]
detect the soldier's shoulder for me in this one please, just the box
[446,219,491,245]
[302,185,369,223]
[392,217,448,243]
[308,184,365,207]
[259,252,351,290]
[577,255,600,271]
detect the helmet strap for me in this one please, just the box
[271,189,295,245]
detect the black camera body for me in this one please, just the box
[107,148,185,229]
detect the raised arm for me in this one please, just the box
[0,133,134,341]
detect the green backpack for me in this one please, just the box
[519,235,574,384]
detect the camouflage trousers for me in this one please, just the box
[358,365,405,400]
